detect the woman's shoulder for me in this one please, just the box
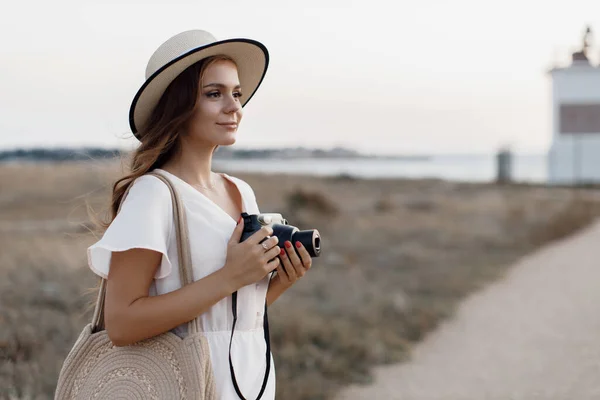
[133,173,172,190]
[223,173,256,199]
[123,173,173,207]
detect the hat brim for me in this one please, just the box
[129,38,269,139]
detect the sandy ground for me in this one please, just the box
[337,219,600,400]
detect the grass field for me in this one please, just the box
[2,160,600,399]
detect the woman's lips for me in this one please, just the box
[217,123,238,130]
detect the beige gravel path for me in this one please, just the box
[337,220,600,400]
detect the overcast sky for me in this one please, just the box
[1,0,599,155]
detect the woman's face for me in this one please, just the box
[186,59,243,147]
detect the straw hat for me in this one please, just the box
[129,29,269,139]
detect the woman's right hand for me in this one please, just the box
[223,218,281,290]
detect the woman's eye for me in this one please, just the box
[206,91,242,99]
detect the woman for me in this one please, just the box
[88,30,313,399]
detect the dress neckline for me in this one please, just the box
[154,169,247,224]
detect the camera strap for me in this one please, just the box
[229,290,271,400]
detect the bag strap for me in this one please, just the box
[91,170,198,335]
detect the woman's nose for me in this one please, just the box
[224,95,241,114]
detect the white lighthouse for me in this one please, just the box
[548,26,600,184]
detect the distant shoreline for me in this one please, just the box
[0,146,432,163]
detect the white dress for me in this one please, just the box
[87,168,276,400]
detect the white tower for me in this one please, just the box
[548,26,600,184]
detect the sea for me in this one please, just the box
[214,154,548,184]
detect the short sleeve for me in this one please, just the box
[87,175,174,280]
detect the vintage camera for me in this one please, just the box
[239,212,321,258]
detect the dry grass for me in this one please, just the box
[2,161,600,400]
[0,239,96,398]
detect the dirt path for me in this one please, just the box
[337,220,600,400]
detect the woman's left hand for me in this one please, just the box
[275,240,312,287]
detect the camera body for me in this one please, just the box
[239,212,321,258]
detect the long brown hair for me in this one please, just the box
[102,54,236,228]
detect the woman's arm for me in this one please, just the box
[104,221,280,346]
[104,248,237,346]
[266,275,288,306]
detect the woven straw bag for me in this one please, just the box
[54,171,217,400]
